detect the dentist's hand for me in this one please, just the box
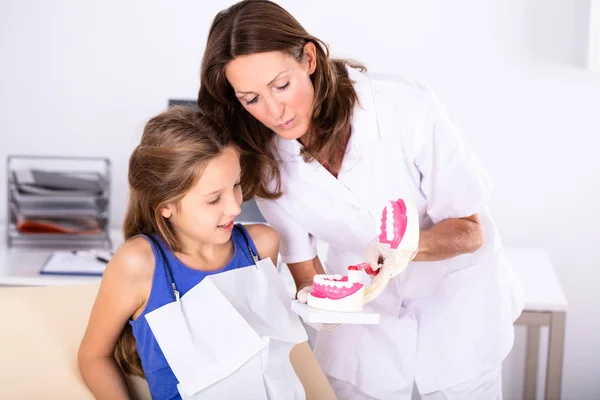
[296,286,313,304]
[296,286,340,332]
[366,198,420,279]
[365,243,416,279]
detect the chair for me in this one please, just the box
[0,283,335,399]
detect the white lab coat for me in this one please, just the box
[256,66,524,398]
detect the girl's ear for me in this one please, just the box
[160,204,174,219]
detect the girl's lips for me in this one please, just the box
[218,221,234,230]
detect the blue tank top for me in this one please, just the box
[130,224,260,400]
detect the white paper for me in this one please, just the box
[177,347,268,400]
[146,279,269,396]
[40,251,110,275]
[146,258,308,399]
[205,259,308,344]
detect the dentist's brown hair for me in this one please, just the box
[197,0,365,200]
[116,106,238,377]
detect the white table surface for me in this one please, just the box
[0,227,123,286]
[504,248,568,312]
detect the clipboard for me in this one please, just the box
[40,251,111,277]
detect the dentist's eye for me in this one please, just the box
[245,96,259,105]
[277,82,290,91]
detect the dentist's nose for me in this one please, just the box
[265,95,285,120]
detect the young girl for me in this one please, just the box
[78,106,284,399]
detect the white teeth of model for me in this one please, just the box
[386,202,395,242]
[313,274,358,289]
[318,279,352,289]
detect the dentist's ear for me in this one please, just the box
[302,42,317,75]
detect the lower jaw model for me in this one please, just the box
[306,198,419,313]
[307,266,366,313]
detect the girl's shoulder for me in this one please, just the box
[105,235,156,286]
[238,223,280,263]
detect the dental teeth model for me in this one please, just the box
[307,266,366,313]
[307,198,419,313]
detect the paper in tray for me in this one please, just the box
[40,251,110,276]
[290,300,380,325]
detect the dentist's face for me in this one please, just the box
[225,44,317,141]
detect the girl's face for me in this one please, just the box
[225,44,317,141]
[161,146,243,246]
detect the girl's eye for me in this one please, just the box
[277,82,290,91]
[208,196,221,205]
[234,182,241,188]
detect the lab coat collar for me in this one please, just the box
[346,65,380,146]
[274,65,379,163]
[273,135,302,162]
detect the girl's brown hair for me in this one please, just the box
[114,106,236,377]
[197,0,364,200]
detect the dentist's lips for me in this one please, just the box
[276,117,295,130]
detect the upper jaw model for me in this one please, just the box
[307,198,420,313]
[374,198,420,273]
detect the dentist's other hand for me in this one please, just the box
[366,243,415,279]
[296,285,313,304]
[296,286,340,331]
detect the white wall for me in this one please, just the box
[1,0,599,398]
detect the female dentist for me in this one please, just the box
[197,1,524,399]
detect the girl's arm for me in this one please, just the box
[78,237,153,400]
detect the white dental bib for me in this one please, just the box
[144,229,308,399]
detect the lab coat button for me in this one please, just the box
[350,204,362,211]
